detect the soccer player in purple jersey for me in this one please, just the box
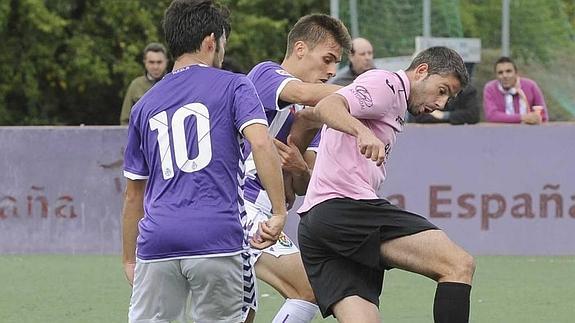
[242,14,351,323]
[121,1,286,322]
[297,47,475,322]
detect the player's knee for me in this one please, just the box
[284,282,316,303]
[297,286,317,304]
[447,251,475,284]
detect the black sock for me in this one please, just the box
[433,282,472,323]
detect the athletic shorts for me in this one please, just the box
[298,197,439,318]
[129,254,251,323]
[244,190,300,263]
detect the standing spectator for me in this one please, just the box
[330,37,374,86]
[122,0,286,322]
[120,42,168,125]
[483,57,548,124]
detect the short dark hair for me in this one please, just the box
[286,14,351,58]
[406,46,469,89]
[163,0,231,59]
[494,56,517,72]
[143,42,167,58]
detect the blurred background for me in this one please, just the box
[0,0,573,125]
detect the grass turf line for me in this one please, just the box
[0,255,573,322]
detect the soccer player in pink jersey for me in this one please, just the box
[297,46,475,323]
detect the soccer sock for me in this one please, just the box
[433,282,472,323]
[272,299,319,323]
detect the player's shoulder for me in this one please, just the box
[355,69,396,85]
[352,69,401,96]
[200,66,250,88]
[248,61,294,79]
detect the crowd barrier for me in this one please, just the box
[1,123,573,255]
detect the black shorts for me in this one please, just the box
[298,197,438,318]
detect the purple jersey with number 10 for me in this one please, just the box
[123,64,268,261]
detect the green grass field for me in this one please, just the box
[0,255,573,322]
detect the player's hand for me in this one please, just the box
[249,214,287,250]
[273,138,309,176]
[123,261,136,286]
[356,128,387,166]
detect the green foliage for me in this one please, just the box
[222,0,329,72]
[0,0,573,124]
[0,0,171,125]
[0,0,327,125]
[335,0,463,57]
[461,0,575,63]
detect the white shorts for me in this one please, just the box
[244,190,300,263]
[129,254,252,323]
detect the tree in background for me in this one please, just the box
[221,0,329,72]
[0,0,573,125]
[0,0,328,125]
[460,0,574,63]
[0,0,170,125]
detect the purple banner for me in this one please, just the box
[1,124,574,255]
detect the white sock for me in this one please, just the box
[272,298,319,323]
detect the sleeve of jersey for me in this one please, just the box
[306,131,321,152]
[248,62,300,112]
[336,70,394,120]
[123,119,149,180]
[233,76,269,134]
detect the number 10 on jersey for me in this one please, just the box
[149,103,212,180]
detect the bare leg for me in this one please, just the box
[380,229,475,283]
[256,252,316,301]
[381,229,475,322]
[244,308,256,323]
[255,252,318,323]
[331,296,380,323]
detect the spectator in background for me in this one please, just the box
[330,37,374,86]
[120,42,168,125]
[483,57,548,124]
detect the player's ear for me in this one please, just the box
[202,33,216,52]
[414,63,429,81]
[294,40,307,60]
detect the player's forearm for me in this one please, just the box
[290,108,322,154]
[122,206,143,264]
[251,139,288,217]
[281,82,342,107]
[290,168,311,195]
[316,94,371,138]
[291,151,315,195]
[121,182,145,264]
